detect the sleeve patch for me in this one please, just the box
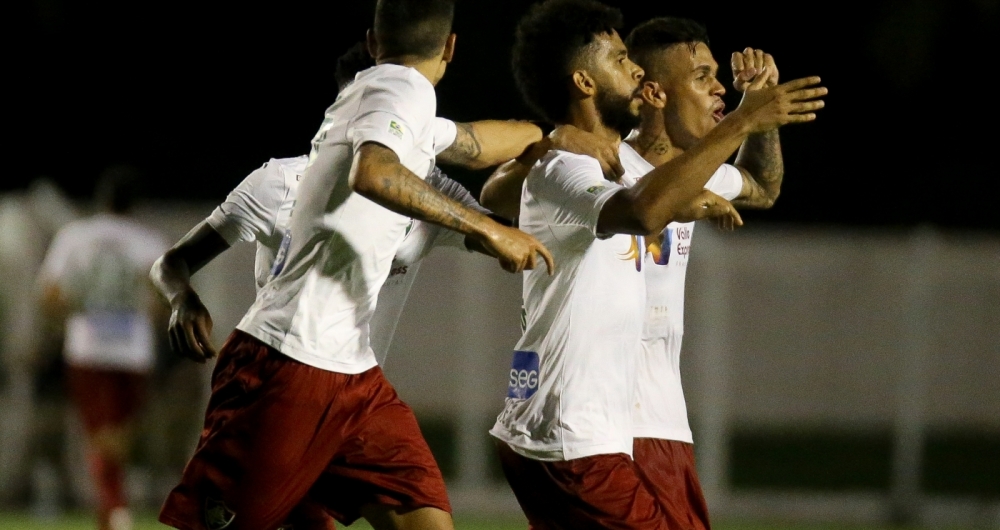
[388,120,405,139]
[586,185,606,195]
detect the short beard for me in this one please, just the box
[595,89,641,138]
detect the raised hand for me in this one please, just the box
[729,75,827,133]
[474,225,556,275]
[549,125,625,181]
[672,189,744,230]
[168,291,217,363]
[732,48,780,92]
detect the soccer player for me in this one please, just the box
[37,169,168,530]
[623,18,792,529]
[487,1,826,528]
[157,2,558,529]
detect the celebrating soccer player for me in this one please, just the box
[623,18,796,529]
[488,1,826,528]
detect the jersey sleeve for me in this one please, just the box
[432,118,458,155]
[206,162,286,245]
[349,71,436,162]
[37,224,78,286]
[392,167,487,265]
[525,154,624,242]
[705,163,744,201]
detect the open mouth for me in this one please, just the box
[711,101,726,122]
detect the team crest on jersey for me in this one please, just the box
[389,120,405,139]
[204,498,235,530]
[507,351,540,399]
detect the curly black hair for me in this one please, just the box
[624,17,710,76]
[511,0,624,123]
[335,42,376,91]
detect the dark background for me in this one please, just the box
[7,0,999,230]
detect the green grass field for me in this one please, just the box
[0,511,916,530]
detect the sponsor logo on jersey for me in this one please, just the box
[507,351,540,400]
[269,230,292,279]
[389,264,409,277]
[389,120,405,139]
[204,498,235,530]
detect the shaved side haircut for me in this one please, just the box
[625,17,710,78]
[374,0,456,59]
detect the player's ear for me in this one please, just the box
[640,80,666,109]
[365,29,378,60]
[570,70,596,97]
[442,33,457,63]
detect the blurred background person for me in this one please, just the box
[35,166,167,530]
[0,179,77,505]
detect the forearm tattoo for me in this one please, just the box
[366,146,484,235]
[734,129,783,209]
[438,122,483,165]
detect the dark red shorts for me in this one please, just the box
[66,365,147,433]
[159,330,450,530]
[633,438,711,530]
[496,439,669,530]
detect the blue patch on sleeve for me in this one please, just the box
[507,351,540,400]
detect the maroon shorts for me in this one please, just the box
[496,440,669,530]
[633,438,711,530]
[66,365,147,433]
[159,330,450,530]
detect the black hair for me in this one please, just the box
[95,164,140,214]
[373,0,456,59]
[512,0,624,123]
[624,17,710,74]
[335,42,376,91]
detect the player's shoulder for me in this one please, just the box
[270,155,309,177]
[537,150,604,180]
[357,64,435,99]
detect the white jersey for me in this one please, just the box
[38,214,168,372]
[490,147,644,462]
[238,63,447,374]
[619,142,743,443]
[369,167,488,363]
[207,156,309,290]
[205,144,462,367]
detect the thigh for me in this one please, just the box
[633,438,711,530]
[496,440,668,530]
[160,331,360,530]
[309,372,451,526]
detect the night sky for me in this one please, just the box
[8,0,999,230]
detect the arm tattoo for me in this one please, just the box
[733,129,783,209]
[362,145,487,236]
[438,122,483,165]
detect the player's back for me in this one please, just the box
[41,214,166,371]
[491,149,645,461]
[239,63,439,374]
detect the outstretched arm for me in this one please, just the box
[352,143,554,274]
[480,126,625,220]
[437,121,542,170]
[598,74,825,235]
[149,222,230,362]
[731,48,785,209]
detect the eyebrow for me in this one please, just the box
[692,64,716,74]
